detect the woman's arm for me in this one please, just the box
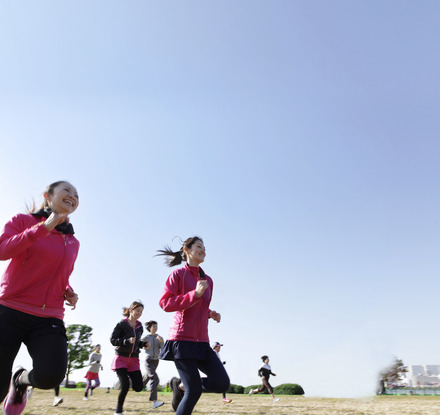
[110,322,128,347]
[159,273,200,312]
[0,215,49,260]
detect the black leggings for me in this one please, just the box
[257,377,273,394]
[0,305,67,402]
[174,348,230,415]
[115,368,143,413]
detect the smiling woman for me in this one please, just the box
[156,237,230,415]
[0,180,80,415]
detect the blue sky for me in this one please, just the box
[1,1,440,398]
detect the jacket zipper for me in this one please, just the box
[42,233,68,310]
[129,323,136,357]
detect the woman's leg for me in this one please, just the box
[127,370,143,392]
[84,379,92,397]
[92,378,100,390]
[0,341,21,403]
[0,306,27,402]
[115,368,130,414]
[197,349,230,394]
[257,377,273,395]
[174,359,203,415]
[22,327,68,390]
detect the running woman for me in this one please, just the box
[249,355,280,403]
[0,181,80,415]
[110,301,149,415]
[157,236,230,415]
[83,344,103,400]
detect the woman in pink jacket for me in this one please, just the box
[157,236,230,415]
[0,181,80,415]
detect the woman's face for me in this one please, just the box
[130,306,143,320]
[185,239,206,266]
[45,182,79,214]
[150,324,157,334]
[264,357,270,364]
[95,345,101,353]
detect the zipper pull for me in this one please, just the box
[64,236,67,246]
[42,304,46,310]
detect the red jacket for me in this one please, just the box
[0,213,80,319]
[159,264,213,343]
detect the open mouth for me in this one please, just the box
[63,199,75,207]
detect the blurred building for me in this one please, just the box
[402,365,440,387]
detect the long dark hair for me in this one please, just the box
[156,236,204,267]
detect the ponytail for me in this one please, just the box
[156,245,185,267]
[156,236,203,268]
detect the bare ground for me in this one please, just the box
[20,388,440,415]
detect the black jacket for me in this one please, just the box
[110,318,146,358]
[258,367,275,379]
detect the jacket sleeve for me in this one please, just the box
[159,271,200,312]
[110,322,128,347]
[0,215,50,260]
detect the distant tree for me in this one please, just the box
[379,357,408,383]
[65,324,93,384]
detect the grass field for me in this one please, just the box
[21,388,440,415]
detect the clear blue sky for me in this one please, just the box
[1,0,439,398]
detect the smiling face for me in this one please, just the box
[130,305,143,321]
[184,239,206,266]
[44,182,79,214]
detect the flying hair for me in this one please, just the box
[156,236,204,268]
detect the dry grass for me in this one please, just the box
[21,388,440,415]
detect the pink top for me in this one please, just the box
[159,264,213,343]
[0,213,79,319]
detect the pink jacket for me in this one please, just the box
[0,213,80,319]
[159,264,213,343]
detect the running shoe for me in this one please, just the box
[152,400,164,409]
[249,389,254,396]
[273,397,280,403]
[2,367,28,415]
[83,396,89,401]
[222,398,232,403]
[170,377,184,411]
[53,396,63,406]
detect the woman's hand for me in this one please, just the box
[144,341,151,349]
[195,280,208,298]
[64,288,78,310]
[210,310,221,323]
[128,337,136,344]
[44,212,69,232]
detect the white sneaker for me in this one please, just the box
[152,400,164,409]
[53,396,63,406]
[83,396,89,401]
[273,397,280,403]
[249,389,254,396]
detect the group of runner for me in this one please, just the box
[0,180,279,415]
